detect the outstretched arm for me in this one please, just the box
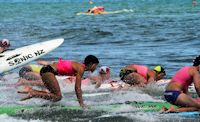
[36,60,51,65]
[74,64,85,108]
[146,70,156,84]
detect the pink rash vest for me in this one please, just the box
[172,66,193,87]
[57,59,75,76]
[131,64,148,80]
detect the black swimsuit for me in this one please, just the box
[40,65,57,76]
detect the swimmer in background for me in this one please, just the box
[82,66,112,88]
[0,39,10,53]
[16,60,52,87]
[119,65,166,87]
[85,6,109,15]
[0,39,11,80]
[193,0,197,5]
[63,66,110,85]
[15,60,54,92]
[89,1,93,5]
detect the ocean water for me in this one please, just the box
[0,0,200,121]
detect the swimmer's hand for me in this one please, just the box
[95,81,101,88]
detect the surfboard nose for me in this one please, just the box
[0,38,64,74]
[41,38,64,49]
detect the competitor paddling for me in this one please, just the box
[119,65,166,86]
[18,55,99,108]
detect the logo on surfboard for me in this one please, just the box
[8,49,45,66]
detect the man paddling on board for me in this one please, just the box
[0,39,10,53]
[161,55,200,113]
[18,55,99,108]
[119,65,166,86]
[85,6,109,15]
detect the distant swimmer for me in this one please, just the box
[119,65,166,87]
[89,1,93,4]
[0,39,10,53]
[193,0,197,5]
[160,55,200,113]
[85,6,109,15]
[0,39,11,79]
[18,55,99,108]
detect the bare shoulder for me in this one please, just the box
[72,61,85,71]
[189,66,198,75]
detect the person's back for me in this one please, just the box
[0,39,10,53]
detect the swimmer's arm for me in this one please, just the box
[36,60,51,65]
[192,69,200,97]
[95,81,101,88]
[95,77,103,88]
[75,67,85,108]
[147,77,154,84]
[146,70,155,84]
[88,76,102,88]
[183,87,189,94]
[88,76,99,82]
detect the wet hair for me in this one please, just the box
[193,55,200,66]
[84,55,99,66]
[19,67,32,77]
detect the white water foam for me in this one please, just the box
[0,114,46,122]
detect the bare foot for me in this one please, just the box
[159,106,168,114]
[165,106,176,113]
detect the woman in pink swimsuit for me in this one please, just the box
[18,55,99,108]
[161,56,200,112]
[119,65,166,86]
